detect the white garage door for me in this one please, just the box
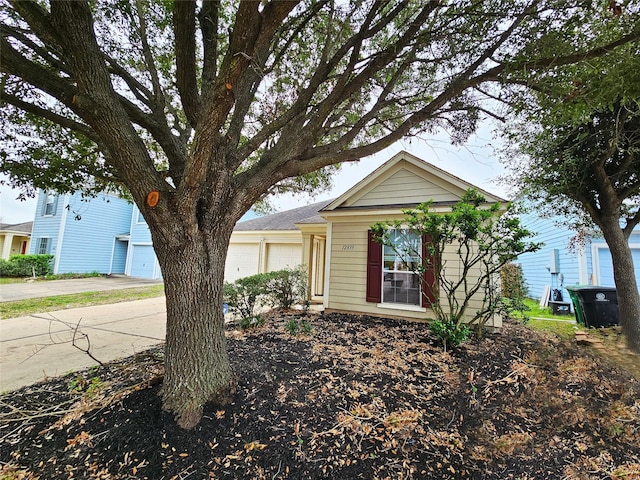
[266,243,302,272]
[225,243,259,281]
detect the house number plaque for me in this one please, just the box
[342,244,355,251]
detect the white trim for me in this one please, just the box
[323,222,333,308]
[578,245,588,284]
[109,237,116,275]
[591,242,640,286]
[136,208,146,224]
[376,302,427,314]
[590,243,601,286]
[322,151,505,212]
[53,194,70,274]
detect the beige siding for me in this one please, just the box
[326,218,501,327]
[346,167,462,208]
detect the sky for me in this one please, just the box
[0,125,509,225]
[270,124,509,212]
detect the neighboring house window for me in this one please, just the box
[366,230,437,307]
[36,237,50,254]
[42,192,57,216]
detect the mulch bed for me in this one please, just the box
[1,311,639,479]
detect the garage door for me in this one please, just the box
[597,246,640,287]
[266,243,302,272]
[129,245,161,279]
[225,243,259,281]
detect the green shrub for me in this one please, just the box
[238,314,266,330]
[500,263,528,300]
[286,318,300,335]
[285,317,313,336]
[0,254,54,277]
[223,272,273,321]
[429,318,471,351]
[266,265,309,309]
[500,263,530,323]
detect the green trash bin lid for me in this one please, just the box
[565,285,592,325]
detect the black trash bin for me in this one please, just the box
[566,286,619,328]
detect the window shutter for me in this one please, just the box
[366,230,382,303]
[421,234,437,307]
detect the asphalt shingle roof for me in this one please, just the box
[0,221,33,234]
[233,199,332,231]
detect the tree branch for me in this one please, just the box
[0,37,77,105]
[1,92,98,141]
[8,0,63,55]
[197,0,218,88]
[174,0,200,128]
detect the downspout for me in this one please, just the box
[323,223,333,309]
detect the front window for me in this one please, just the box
[382,229,421,306]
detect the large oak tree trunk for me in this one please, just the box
[601,222,640,353]
[153,224,236,429]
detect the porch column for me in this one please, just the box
[301,233,314,292]
[258,237,267,274]
[2,233,14,260]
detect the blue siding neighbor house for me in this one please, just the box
[30,191,133,275]
[30,189,258,280]
[516,206,640,304]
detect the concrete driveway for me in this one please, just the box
[0,296,167,392]
[0,275,163,302]
[0,277,169,392]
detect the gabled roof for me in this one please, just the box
[233,199,332,232]
[321,150,505,212]
[0,221,33,234]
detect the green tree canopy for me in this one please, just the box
[500,24,640,352]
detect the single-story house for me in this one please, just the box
[0,221,32,260]
[515,206,640,304]
[230,151,506,326]
[29,151,506,326]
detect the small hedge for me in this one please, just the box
[0,254,54,277]
[223,265,309,327]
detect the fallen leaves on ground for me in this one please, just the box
[1,312,638,479]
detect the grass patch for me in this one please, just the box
[0,285,165,319]
[509,298,579,342]
[523,298,576,320]
[527,318,579,342]
[1,272,103,283]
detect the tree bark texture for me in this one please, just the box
[600,221,640,353]
[154,225,235,429]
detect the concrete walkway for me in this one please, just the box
[0,296,167,392]
[0,275,163,302]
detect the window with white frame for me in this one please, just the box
[42,192,57,216]
[37,237,50,254]
[382,229,421,306]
